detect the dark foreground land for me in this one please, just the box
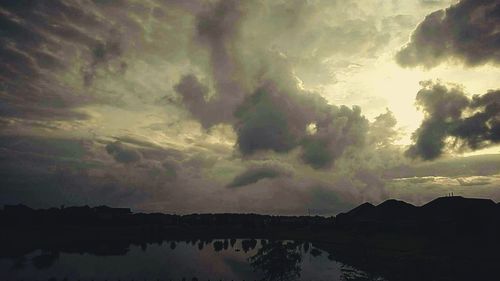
[2,196,500,281]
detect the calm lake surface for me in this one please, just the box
[0,239,387,281]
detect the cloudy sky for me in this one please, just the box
[1,0,499,214]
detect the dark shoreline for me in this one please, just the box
[2,196,500,281]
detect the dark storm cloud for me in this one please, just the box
[0,0,114,120]
[186,57,367,169]
[397,0,500,68]
[0,0,416,214]
[194,0,246,122]
[105,141,141,164]
[0,0,196,121]
[227,165,288,188]
[234,83,301,155]
[406,81,500,160]
[300,105,368,168]
[174,74,225,128]
[177,72,369,168]
[453,90,500,147]
[233,79,368,169]
[172,0,249,127]
[175,0,388,136]
[175,1,371,170]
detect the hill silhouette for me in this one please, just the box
[335,196,500,234]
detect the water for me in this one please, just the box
[0,239,385,281]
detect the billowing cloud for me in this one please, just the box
[397,0,500,68]
[174,74,222,128]
[301,105,368,168]
[406,81,500,160]
[368,109,401,149]
[1,0,499,215]
[235,85,298,155]
[177,73,369,169]
[173,1,373,169]
[193,0,246,123]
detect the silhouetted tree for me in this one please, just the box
[249,239,257,250]
[213,241,224,252]
[241,239,257,253]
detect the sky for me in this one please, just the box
[0,0,499,215]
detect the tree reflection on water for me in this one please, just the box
[248,240,302,281]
